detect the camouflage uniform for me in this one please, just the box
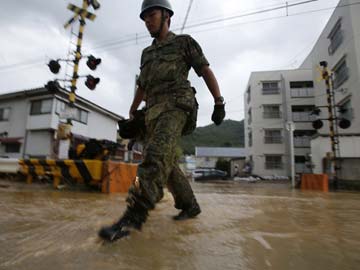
[127,31,209,213]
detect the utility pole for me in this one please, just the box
[287,121,295,188]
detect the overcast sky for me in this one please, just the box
[0,0,341,126]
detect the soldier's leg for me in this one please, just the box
[167,164,201,220]
[98,110,187,241]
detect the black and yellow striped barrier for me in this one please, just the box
[19,159,103,188]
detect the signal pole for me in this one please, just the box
[47,0,101,159]
[319,61,340,189]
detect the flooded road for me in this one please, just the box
[1,179,360,270]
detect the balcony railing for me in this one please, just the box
[292,112,316,122]
[262,88,280,95]
[294,136,311,148]
[264,136,283,144]
[263,111,281,119]
[265,162,284,170]
[291,88,314,98]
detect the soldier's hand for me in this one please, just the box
[211,104,225,125]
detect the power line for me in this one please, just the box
[89,0,324,52]
[181,0,194,34]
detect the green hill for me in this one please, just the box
[180,119,244,155]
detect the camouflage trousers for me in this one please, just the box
[126,109,197,211]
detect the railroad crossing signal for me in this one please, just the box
[64,3,97,29]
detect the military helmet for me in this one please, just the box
[140,0,174,20]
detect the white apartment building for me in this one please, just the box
[245,0,360,180]
[300,0,360,180]
[0,87,123,159]
[244,69,316,177]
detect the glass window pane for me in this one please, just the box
[41,99,53,113]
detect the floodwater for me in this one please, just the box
[1,179,360,270]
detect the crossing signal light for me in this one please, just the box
[311,108,321,116]
[45,80,60,92]
[85,75,100,90]
[339,118,351,129]
[48,60,61,74]
[312,119,323,130]
[86,55,102,70]
[88,0,101,10]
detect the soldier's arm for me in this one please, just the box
[201,65,222,104]
[129,87,145,118]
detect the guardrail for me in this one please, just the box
[0,158,137,193]
[0,158,19,173]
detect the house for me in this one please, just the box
[195,147,247,177]
[0,87,124,159]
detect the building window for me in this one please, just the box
[262,81,280,95]
[265,155,283,169]
[56,99,88,124]
[247,85,251,103]
[248,131,253,147]
[338,99,353,120]
[0,108,10,121]
[263,105,281,119]
[5,143,21,153]
[30,99,53,115]
[328,18,343,55]
[248,108,252,125]
[264,129,282,144]
[333,57,349,89]
[290,81,314,97]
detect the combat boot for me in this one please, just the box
[173,199,201,221]
[98,205,148,242]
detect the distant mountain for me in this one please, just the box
[180,119,244,155]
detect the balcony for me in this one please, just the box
[264,136,283,144]
[291,88,314,98]
[292,112,316,122]
[294,136,311,148]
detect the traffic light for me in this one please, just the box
[86,55,101,70]
[338,118,351,129]
[48,60,61,74]
[85,75,100,90]
[312,119,324,130]
[45,80,60,92]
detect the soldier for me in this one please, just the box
[98,0,225,241]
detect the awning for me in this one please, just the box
[0,137,23,144]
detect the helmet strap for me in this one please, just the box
[152,9,167,38]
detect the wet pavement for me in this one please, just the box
[1,179,360,270]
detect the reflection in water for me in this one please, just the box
[0,180,360,270]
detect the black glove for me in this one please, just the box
[211,104,225,125]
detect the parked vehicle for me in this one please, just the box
[192,169,228,181]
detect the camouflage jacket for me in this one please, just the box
[137,31,209,123]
